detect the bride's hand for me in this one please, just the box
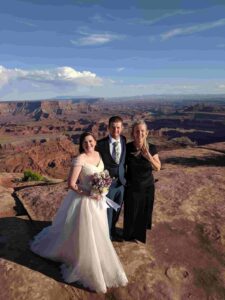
[73,184,89,196]
[90,193,102,201]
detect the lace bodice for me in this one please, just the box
[72,158,104,192]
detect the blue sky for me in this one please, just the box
[0,0,225,100]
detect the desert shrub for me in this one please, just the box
[22,169,45,182]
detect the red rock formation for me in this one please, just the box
[0,137,78,179]
[0,143,224,299]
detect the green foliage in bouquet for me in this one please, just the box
[22,169,46,182]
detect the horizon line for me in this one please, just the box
[1,93,225,102]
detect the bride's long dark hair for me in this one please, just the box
[79,132,97,153]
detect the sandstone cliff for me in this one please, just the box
[0,143,225,299]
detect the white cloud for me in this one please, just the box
[161,18,225,40]
[16,19,37,27]
[0,65,102,87]
[0,65,103,99]
[91,14,104,23]
[71,29,124,46]
[90,13,117,23]
[1,65,224,100]
[138,9,195,25]
[0,66,11,87]
[116,67,125,72]
[112,81,225,96]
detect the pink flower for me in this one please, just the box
[90,170,112,196]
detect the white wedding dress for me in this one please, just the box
[30,158,128,293]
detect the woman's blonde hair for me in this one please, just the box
[131,120,149,155]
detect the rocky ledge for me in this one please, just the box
[0,143,225,299]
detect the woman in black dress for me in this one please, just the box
[123,120,161,243]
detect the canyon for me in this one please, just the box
[0,97,225,299]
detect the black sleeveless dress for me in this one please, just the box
[123,142,158,243]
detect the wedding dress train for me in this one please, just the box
[30,159,128,293]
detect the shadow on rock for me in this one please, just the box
[0,217,88,291]
[164,153,225,167]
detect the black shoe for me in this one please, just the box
[111,227,122,237]
[111,236,123,243]
[111,233,124,242]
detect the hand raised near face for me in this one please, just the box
[141,144,151,161]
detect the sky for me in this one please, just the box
[0,0,225,100]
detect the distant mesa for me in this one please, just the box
[0,98,103,120]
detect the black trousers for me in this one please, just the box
[123,184,155,243]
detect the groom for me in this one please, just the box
[97,116,126,240]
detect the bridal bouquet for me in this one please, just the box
[90,170,112,197]
[90,170,120,211]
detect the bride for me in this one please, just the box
[30,132,128,293]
